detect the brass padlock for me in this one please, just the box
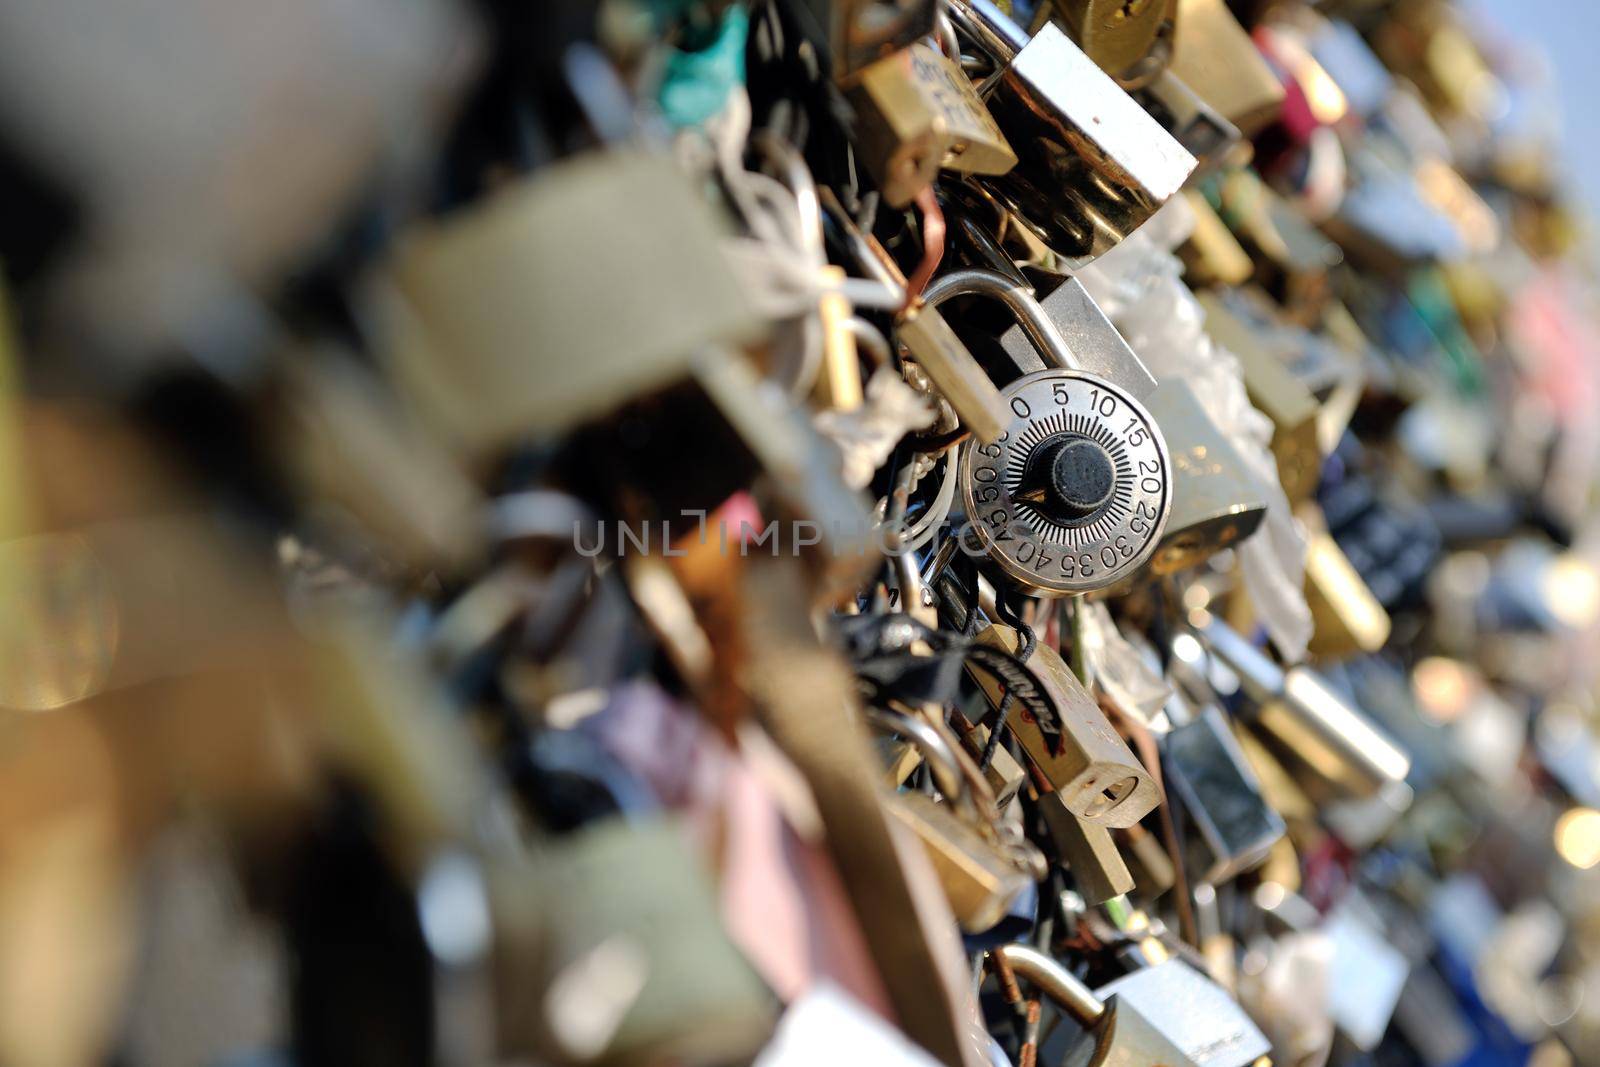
[895,303,1010,442]
[1042,0,1178,88]
[1178,190,1254,287]
[1216,173,1341,322]
[961,720,1030,810]
[1120,823,1177,896]
[1197,291,1322,504]
[821,188,1009,442]
[1168,0,1285,137]
[969,623,1158,828]
[1301,509,1392,658]
[1039,791,1134,904]
[887,791,1034,933]
[847,43,1018,207]
[870,709,1036,932]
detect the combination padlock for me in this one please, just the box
[926,268,1171,594]
[991,272,1270,574]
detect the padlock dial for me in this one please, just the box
[961,370,1171,594]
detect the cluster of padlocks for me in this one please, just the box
[1,0,1599,1065]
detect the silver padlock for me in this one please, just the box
[925,268,1172,595]
[999,944,1271,1067]
[1194,616,1412,800]
[993,277,1269,574]
[1161,686,1285,885]
[943,0,1197,269]
[1137,71,1244,176]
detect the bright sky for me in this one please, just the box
[1468,0,1600,216]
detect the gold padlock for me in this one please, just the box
[1178,190,1254,287]
[1043,0,1177,88]
[1168,0,1284,137]
[895,302,1010,442]
[960,719,1030,810]
[1039,791,1133,905]
[1301,507,1392,658]
[870,708,1036,931]
[888,791,1034,932]
[821,188,1010,442]
[1120,823,1177,896]
[1197,292,1322,504]
[1218,174,1342,323]
[969,624,1159,828]
[847,43,1018,207]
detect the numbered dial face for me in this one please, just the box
[960,370,1172,594]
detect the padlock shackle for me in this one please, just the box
[944,0,1028,66]
[867,708,966,793]
[994,943,1106,1025]
[922,268,1076,372]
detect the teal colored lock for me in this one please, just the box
[658,5,749,128]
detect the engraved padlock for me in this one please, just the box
[943,0,1197,269]
[968,621,1160,829]
[924,268,1172,594]
[847,42,1018,207]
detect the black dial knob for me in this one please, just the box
[1018,435,1116,522]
